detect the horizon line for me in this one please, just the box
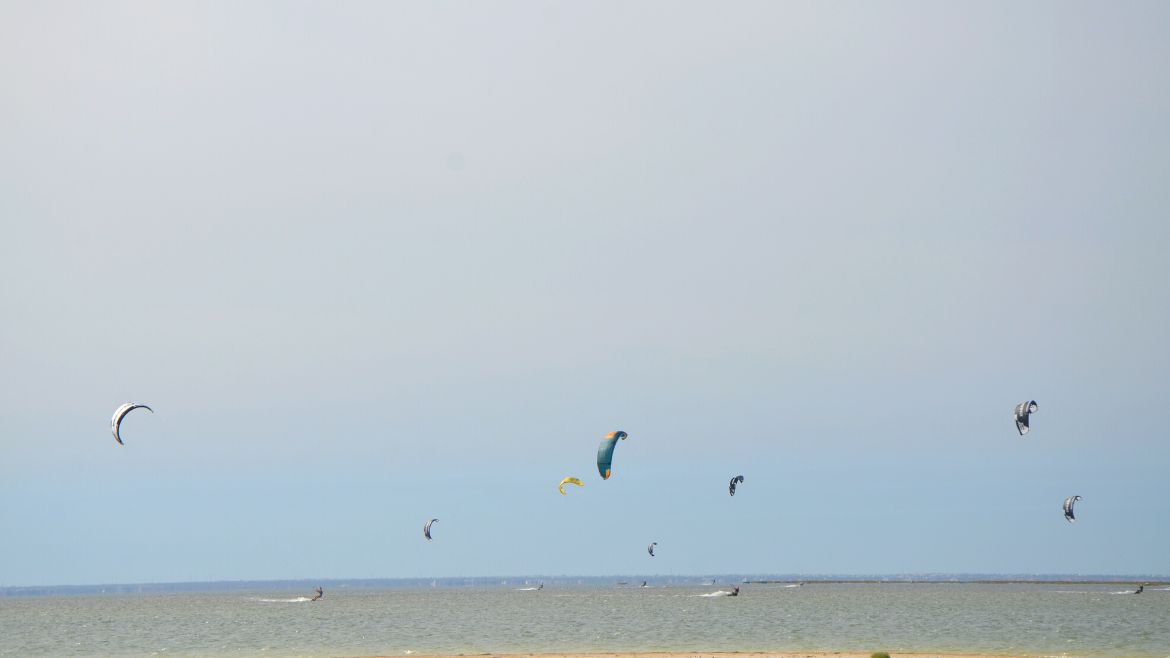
[4,572,1168,593]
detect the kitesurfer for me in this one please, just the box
[1135,584,1144,594]
[728,586,740,597]
[311,587,323,601]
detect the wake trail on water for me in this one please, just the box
[694,590,734,597]
[251,596,313,603]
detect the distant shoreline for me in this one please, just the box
[740,579,1167,585]
[3,576,1166,597]
[348,646,1043,650]
[351,652,1041,658]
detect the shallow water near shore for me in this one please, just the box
[2,583,1168,658]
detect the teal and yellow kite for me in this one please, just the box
[596,430,628,479]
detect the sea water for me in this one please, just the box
[1,583,1167,658]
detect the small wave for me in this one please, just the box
[250,597,313,603]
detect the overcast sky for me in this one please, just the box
[2,1,1168,587]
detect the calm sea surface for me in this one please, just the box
[2,583,1167,658]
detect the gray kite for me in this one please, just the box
[110,403,153,446]
[1014,400,1038,435]
[729,475,745,496]
[1063,495,1082,522]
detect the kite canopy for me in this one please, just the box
[1063,495,1082,522]
[1014,400,1038,435]
[558,477,584,496]
[596,431,628,480]
[423,518,439,541]
[647,541,657,557]
[729,475,745,496]
[110,403,153,446]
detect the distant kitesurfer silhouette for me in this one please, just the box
[311,587,323,601]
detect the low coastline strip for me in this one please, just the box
[353,646,1034,650]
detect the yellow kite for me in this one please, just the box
[558,477,584,496]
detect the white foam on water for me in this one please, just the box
[250,596,313,603]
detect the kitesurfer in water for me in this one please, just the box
[1135,584,1144,594]
[728,586,740,597]
[311,587,323,601]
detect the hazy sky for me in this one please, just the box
[2,1,1168,587]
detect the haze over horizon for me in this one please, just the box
[7,572,1169,596]
[2,1,1168,588]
